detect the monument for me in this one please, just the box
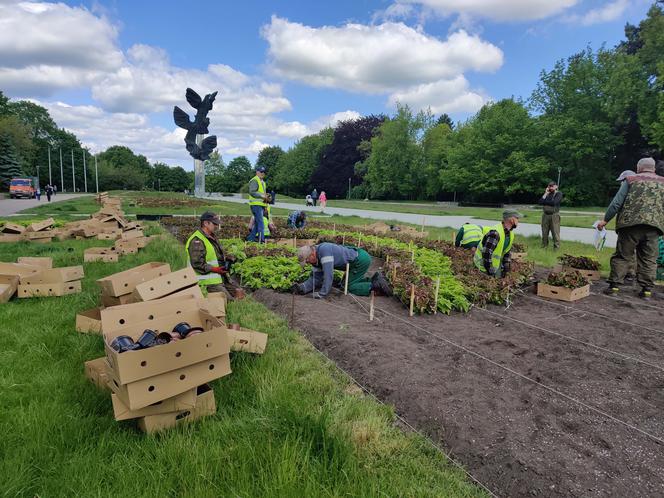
[173,88,218,197]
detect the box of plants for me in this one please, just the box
[511,243,527,262]
[537,270,590,302]
[557,254,601,281]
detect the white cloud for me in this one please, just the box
[388,76,487,114]
[262,17,502,93]
[0,1,123,95]
[566,0,629,26]
[386,0,578,22]
[308,110,362,133]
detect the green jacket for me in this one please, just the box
[607,173,664,235]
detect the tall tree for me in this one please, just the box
[226,156,253,192]
[255,145,284,173]
[0,132,23,189]
[310,115,385,198]
[204,150,225,192]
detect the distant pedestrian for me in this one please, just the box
[319,191,327,212]
[45,184,53,202]
[597,157,664,300]
[53,184,57,196]
[311,188,318,207]
[35,188,41,201]
[306,195,314,207]
[538,181,562,250]
[269,189,276,204]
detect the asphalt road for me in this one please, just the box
[0,193,89,217]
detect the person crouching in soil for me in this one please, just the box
[473,210,522,278]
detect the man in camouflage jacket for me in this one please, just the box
[597,157,664,299]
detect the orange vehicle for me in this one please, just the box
[9,177,37,199]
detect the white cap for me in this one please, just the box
[616,170,635,182]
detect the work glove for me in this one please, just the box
[210,266,227,275]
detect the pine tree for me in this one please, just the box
[0,132,23,190]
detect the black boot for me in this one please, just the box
[371,272,392,297]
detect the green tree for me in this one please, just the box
[255,145,284,173]
[436,113,454,130]
[421,123,453,198]
[96,145,152,190]
[225,156,253,192]
[0,114,35,173]
[0,132,23,190]
[204,150,225,192]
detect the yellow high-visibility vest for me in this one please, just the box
[185,229,223,287]
[473,223,513,274]
[248,175,267,207]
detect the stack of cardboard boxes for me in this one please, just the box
[0,257,84,300]
[0,218,56,243]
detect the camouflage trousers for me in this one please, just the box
[541,213,561,249]
[609,225,660,290]
[205,276,239,300]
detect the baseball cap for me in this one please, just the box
[616,170,635,182]
[200,211,220,225]
[502,209,523,220]
[256,166,266,173]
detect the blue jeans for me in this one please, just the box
[247,205,265,242]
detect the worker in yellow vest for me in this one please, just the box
[247,166,269,243]
[185,212,239,298]
[454,223,483,249]
[473,210,522,277]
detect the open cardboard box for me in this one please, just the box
[537,282,590,302]
[20,266,84,285]
[101,292,137,307]
[111,387,197,421]
[132,267,197,302]
[137,384,215,434]
[17,257,52,268]
[226,325,268,354]
[84,248,119,263]
[2,222,26,234]
[101,296,230,385]
[0,274,19,303]
[76,307,103,334]
[107,354,230,410]
[113,239,139,254]
[28,217,55,232]
[18,280,82,298]
[85,357,111,391]
[97,262,170,297]
[25,230,57,240]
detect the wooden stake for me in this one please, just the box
[409,284,415,317]
[290,290,296,327]
[374,235,378,251]
[451,230,456,243]
[293,235,297,249]
[434,277,441,315]
[411,247,415,262]
[386,254,390,266]
[392,263,397,282]
[344,263,350,295]
[421,216,425,232]
[358,233,362,247]
[342,234,346,245]
[333,223,336,236]
[369,291,375,321]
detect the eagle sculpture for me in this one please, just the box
[173,88,218,161]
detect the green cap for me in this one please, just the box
[502,209,523,220]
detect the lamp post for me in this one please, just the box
[59,148,64,192]
[47,147,52,185]
[94,155,99,193]
[82,150,88,193]
[71,150,75,192]
[557,167,562,187]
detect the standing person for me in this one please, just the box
[597,157,664,300]
[616,170,637,283]
[454,222,483,249]
[295,242,392,298]
[53,184,57,196]
[35,187,41,201]
[45,184,53,202]
[311,188,318,207]
[473,210,522,277]
[538,181,563,250]
[287,210,307,229]
[247,166,269,243]
[185,211,240,300]
[319,190,327,212]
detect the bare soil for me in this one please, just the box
[253,280,664,498]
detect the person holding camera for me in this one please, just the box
[538,181,563,250]
[185,211,241,299]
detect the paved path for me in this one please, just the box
[0,194,89,217]
[208,194,617,248]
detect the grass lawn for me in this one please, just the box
[0,224,484,497]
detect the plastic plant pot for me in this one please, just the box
[110,335,137,353]
[136,329,158,349]
[172,322,204,338]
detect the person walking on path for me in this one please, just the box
[287,210,307,229]
[319,191,327,212]
[311,188,318,207]
[45,184,53,202]
[597,157,664,300]
[295,243,392,299]
[455,222,483,249]
[247,166,269,243]
[473,210,522,278]
[538,181,562,250]
[185,211,240,300]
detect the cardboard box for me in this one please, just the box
[101,292,137,307]
[55,230,74,241]
[1,222,26,234]
[561,266,601,281]
[28,217,54,232]
[76,307,103,334]
[121,229,144,241]
[132,267,197,302]
[0,274,19,303]
[84,248,119,263]
[17,257,52,268]
[20,266,84,285]
[25,230,57,240]
[102,298,230,385]
[226,326,268,354]
[97,232,120,241]
[0,262,43,277]
[537,282,590,302]
[113,239,139,254]
[107,354,230,410]
[111,387,197,421]
[18,280,82,298]
[85,357,111,391]
[31,237,52,244]
[137,384,216,434]
[97,262,171,297]
[201,293,226,320]
[0,234,24,243]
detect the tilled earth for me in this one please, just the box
[253,280,664,498]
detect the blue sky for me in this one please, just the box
[0,0,653,168]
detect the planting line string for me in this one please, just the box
[304,340,498,498]
[590,289,664,312]
[366,304,664,447]
[476,307,664,374]
[522,293,664,336]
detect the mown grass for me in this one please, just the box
[0,225,484,497]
